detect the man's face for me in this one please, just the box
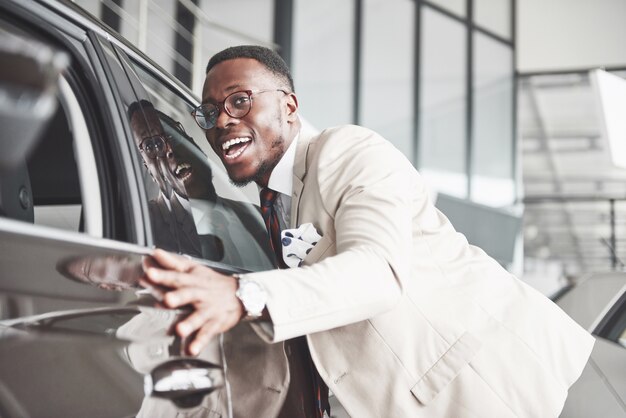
[201,58,299,187]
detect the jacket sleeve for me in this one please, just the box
[246,126,420,342]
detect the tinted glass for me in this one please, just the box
[128,60,274,272]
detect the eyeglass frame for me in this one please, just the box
[191,89,289,130]
[138,134,169,159]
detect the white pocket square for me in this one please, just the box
[281,223,322,268]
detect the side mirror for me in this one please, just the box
[0,31,68,170]
[144,358,225,409]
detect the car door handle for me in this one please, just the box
[145,357,224,409]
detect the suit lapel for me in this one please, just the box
[290,129,316,228]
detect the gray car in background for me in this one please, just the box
[557,272,626,418]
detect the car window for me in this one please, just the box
[125,59,274,272]
[0,24,102,238]
[596,292,626,349]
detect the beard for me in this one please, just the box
[229,112,289,188]
[229,134,285,188]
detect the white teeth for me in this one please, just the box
[175,163,190,175]
[221,137,251,151]
[225,145,247,159]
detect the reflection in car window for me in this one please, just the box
[127,61,273,271]
[128,100,203,257]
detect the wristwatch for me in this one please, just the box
[234,275,267,320]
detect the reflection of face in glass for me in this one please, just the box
[129,101,194,202]
[129,102,171,196]
[161,139,191,199]
[129,101,203,256]
[158,112,217,201]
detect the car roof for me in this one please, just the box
[556,272,626,330]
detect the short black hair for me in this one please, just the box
[127,99,155,120]
[205,45,294,92]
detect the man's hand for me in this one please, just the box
[141,249,244,356]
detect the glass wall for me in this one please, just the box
[471,32,514,205]
[419,7,468,197]
[292,0,355,128]
[360,0,415,161]
[427,0,466,17]
[474,0,512,40]
[199,0,274,58]
[196,0,275,90]
[417,0,516,207]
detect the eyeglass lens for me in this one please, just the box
[194,91,252,130]
[141,136,167,159]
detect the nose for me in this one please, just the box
[214,105,239,130]
[164,142,175,159]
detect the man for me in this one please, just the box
[142,46,594,417]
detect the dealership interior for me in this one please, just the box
[74,0,626,288]
[11,0,626,416]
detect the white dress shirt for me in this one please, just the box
[265,133,299,230]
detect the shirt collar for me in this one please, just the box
[266,132,299,196]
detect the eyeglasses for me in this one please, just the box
[138,135,168,159]
[191,89,288,130]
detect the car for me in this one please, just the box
[0,0,279,416]
[556,272,626,418]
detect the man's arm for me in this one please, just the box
[244,126,413,341]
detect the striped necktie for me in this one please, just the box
[259,188,330,418]
[259,187,288,269]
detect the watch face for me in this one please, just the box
[238,279,266,317]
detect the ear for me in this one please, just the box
[284,92,299,123]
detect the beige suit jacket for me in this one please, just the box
[225,125,594,418]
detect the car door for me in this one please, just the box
[0,0,146,317]
[0,1,272,416]
[0,2,156,417]
[558,275,626,418]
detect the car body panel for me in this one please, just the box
[557,273,626,330]
[0,321,144,418]
[557,273,626,417]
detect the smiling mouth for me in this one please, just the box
[175,162,192,182]
[221,137,252,160]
